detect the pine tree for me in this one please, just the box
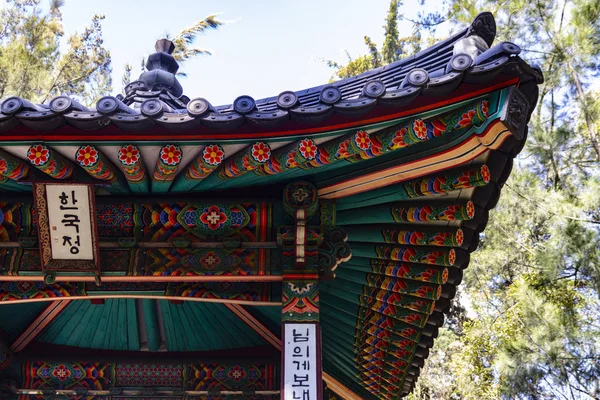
[0,0,112,104]
[329,1,600,398]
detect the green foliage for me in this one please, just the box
[0,0,112,105]
[326,1,423,81]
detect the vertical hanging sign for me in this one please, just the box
[284,323,319,400]
[34,183,100,275]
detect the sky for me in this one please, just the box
[54,0,448,106]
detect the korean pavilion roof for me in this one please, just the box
[0,12,542,399]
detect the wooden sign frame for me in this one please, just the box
[33,182,100,274]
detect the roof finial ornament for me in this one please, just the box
[122,38,185,108]
[155,38,176,55]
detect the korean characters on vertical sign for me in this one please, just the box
[284,323,318,400]
[46,184,94,260]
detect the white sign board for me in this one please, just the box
[46,184,94,260]
[284,323,318,400]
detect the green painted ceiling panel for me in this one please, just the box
[0,302,47,342]
[245,306,282,335]
[159,301,267,352]
[37,299,139,351]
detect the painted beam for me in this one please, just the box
[0,148,31,181]
[10,300,70,352]
[17,342,279,363]
[116,144,149,192]
[74,145,129,193]
[0,275,282,282]
[26,144,75,179]
[198,142,272,190]
[151,144,182,192]
[171,144,224,191]
[0,240,278,249]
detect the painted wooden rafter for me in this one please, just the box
[171,144,225,191]
[224,303,364,400]
[10,300,70,352]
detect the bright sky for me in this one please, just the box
[57,0,445,106]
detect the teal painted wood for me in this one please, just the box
[42,301,88,345]
[245,306,282,334]
[125,298,139,351]
[37,300,139,351]
[158,300,179,351]
[116,144,150,193]
[158,301,266,352]
[78,302,105,348]
[171,144,224,192]
[115,299,128,351]
[0,178,31,192]
[74,145,130,194]
[141,299,160,352]
[151,144,183,193]
[0,302,46,342]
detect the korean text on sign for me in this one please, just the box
[284,324,318,400]
[46,184,94,260]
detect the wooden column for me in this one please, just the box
[280,182,323,400]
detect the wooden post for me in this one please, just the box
[280,182,323,400]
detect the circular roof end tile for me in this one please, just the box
[49,96,73,113]
[1,97,23,115]
[186,98,210,117]
[277,91,299,109]
[319,85,342,105]
[449,54,473,72]
[96,96,120,115]
[362,80,386,98]
[141,99,164,117]
[233,95,256,114]
[405,68,429,87]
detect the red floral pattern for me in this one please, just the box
[466,201,475,218]
[455,229,464,246]
[481,100,489,118]
[354,131,371,150]
[286,151,299,168]
[336,139,350,158]
[413,119,427,139]
[441,267,449,284]
[200,205,228,230]
[17,281,34,292]
[448,248,456,265]
[458,109,476,127]
[481,165,491,183]
[228,365,246,381]
[27,145,49,166]
[299,139,317,160]
[418,269,437,282]
[400,327,418,338]
[52,364,71,381]
[203,145,224,166]
[200,252,221,269]
[404,313,423,325]
[392,127,408,149]
[119,145,140,165]
[160,145,182,166]
[251,142,271,163]
[76,145,99,167]
[415,285,433,298]
[0,159,6,175]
